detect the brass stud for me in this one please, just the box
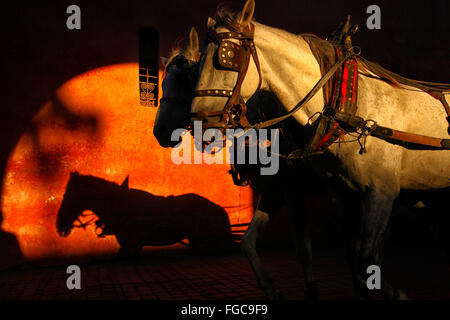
[223,60,226,63]
[215,90,219,94]
[223,90,226,94]
[224,43,228,46]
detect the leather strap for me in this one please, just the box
[371,126,450,149]
[215,30,254,41]
[193,89,233,97]
[437,94,450,134]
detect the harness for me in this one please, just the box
[190,16,450,165]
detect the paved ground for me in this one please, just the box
[0,246,448,300]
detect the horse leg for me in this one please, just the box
[241,186,284,300]
[242,208,278,299]
[353,188,405,300]
[285,193,318,300]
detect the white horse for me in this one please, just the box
[191,0,450,299]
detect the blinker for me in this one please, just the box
[217,40,244,71]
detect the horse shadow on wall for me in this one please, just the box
[57,172,240,256]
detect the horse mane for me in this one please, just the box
[69,173,124,193]
[301,33,450,95]
[164,34,189,73]
[357,57,450,93]
[214,3,256,32]
[301,33,338,103]
[165,48,183,73]
[165,31,201,73]
[215,3,238,26]
[165,4,241,74]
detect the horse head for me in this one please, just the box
[153,27,200,148]
[191,0,261,130]
[56,172,130,237]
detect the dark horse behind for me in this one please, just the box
[57,172,236,256]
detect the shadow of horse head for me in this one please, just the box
[56,171,122,237]
[57,172,234,256]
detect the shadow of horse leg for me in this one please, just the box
[242,208,281,300]
[354,188,406,300]
[286,195,318,300]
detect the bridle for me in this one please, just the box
[190,18,263,131]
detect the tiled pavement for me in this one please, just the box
[0,247,448,300]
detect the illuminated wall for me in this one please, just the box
[1,63,253,264]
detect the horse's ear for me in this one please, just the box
[120,176,129,189]
[207,17,216,29]
[185,27,199,61]
[237,0,255,27]
[71,171,79,177]
[160,56,168,68]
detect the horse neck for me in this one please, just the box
[253,22,325,126]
